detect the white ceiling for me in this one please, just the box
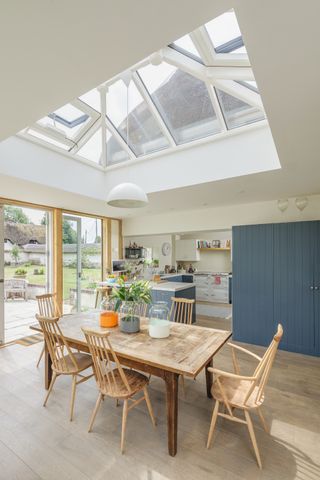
[1,0,320,217]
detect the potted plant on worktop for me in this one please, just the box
[110,279,152,333]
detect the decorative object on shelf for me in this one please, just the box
[226,239,231,248]
[277,198,289,212]
[149,302,170,338]
[125,245,144,259]
[99,298,118,328]
[212,240,221,248]
[106,74,148,208]
[161,242,171,256]
[111,279,152,333]
[187,264,195,273]
[295,196,308,211]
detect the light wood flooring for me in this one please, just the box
[0,317,319,480]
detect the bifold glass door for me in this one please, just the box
[0,203,52,343]
[62,214,102,314]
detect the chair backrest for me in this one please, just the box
[82,328,131,397]
[36,293,61,318]
[245,324,283,406]
[170,297,195,325]
[36,314,78,372]
[5,278,27,289]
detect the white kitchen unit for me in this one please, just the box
[175,239,200,261]
[194,272,229,304]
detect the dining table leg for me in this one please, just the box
[164,371,179,457]
[44,344,52,390]
[205,357,213,398]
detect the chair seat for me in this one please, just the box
[53,352,93,374]
[211,377,264,409]
[100,368,148,398]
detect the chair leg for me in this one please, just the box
[70,375,77,421]
[143,386,156,427]
[36,344,45,368]
[207,400,219,449]
[244,410,262,469]
[257,407,269,434]
[120,399,128,454]
[43,372,57,407]
[88,392,103,432]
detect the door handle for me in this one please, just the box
[315,286,319,291]
[310,286,314,290]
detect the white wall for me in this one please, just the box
[123,194,320,236]
[179,230,232,272]
[124,234,174,270]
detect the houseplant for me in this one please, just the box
[111,279,152,333]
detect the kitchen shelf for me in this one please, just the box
[197,248,231,251]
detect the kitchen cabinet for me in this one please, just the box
[175,240,200,261]
[194,273,229,303]
[232,221,320,356]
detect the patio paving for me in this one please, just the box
[4,299,38,342]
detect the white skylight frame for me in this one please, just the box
[18,9,266,171]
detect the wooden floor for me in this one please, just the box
[0,317,319,480]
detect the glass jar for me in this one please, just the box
[100,298,118,328]
[119,301,140,333]
[149,301,170,338]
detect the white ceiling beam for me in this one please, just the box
[190,28,215,66]
[105,116,135,160]
[162,46,207,81]
[213,79,264,110]
[206,83,227,132]
[98,85,108,167]
[206,66,254,80]
[29,123,75,148]
[132,72,176,147]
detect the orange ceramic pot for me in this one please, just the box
[100,311,118,328]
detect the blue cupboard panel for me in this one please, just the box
[232,224,274,347]
[273,222,316,355]
[315,222,320,354]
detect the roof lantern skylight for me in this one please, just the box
[19,9,265,169]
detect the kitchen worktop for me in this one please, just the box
[152,281,196,292]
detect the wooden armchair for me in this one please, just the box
[82,327,156,453]
[4,278,28,301]
[36,315,93,421]
[207,324,283,469]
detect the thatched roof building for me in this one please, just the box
[4,223,46,246]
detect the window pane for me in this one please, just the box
[216,89,265,129]
[205,10,246,54]
[79,88,101,112]
[106,79,169,157]
[139,62,221,144]
[236,80,259,93]
[26,128,70,150]
[107,130,130,166]
[37,103,90,139]
[77,129,102,164]
[171,35,202,62]
[54,104,85,122]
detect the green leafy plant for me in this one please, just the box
[11,244,20,265]
[15,267,27,276]
[110,279,152,313]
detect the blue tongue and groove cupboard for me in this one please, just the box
[232,221,320,356]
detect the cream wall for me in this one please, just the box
[124,235,174,270]
[123,194,320,236]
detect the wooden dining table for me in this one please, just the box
[31,312,231,456]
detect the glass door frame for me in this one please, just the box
[63,214,82,312]
[0,205,4,343]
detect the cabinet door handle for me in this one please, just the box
[315,286,319,291]
[310,286,315,290]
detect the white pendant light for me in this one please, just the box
[106,71,148,208]
[107,182,148,208]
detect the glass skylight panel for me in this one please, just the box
[37,103,90,138]
[106,79,170,156]
[237,80,259,93]
[171,34,202,62]
[216,89,265,129]
[53,104,85,123]
[77,129,102,164]
[106,130,130,166]
[26,129,70,150]
[205,10,246,54]
[138,62,221,144]
[79,88,101,112]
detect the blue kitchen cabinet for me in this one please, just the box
[151,286,196,323]
[232,221,320,356]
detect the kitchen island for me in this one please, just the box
[151,280,196,323]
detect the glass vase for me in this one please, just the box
[119,301,140,333]
[149,301,170,338]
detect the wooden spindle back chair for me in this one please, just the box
[35,293,61,367]
[207,324,283,469]
[36,315,93,421]
[82,328,156,453]
[170,297,195,325]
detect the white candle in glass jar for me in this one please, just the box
[149,318,170,338]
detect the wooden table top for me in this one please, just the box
[31,312,231,377]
